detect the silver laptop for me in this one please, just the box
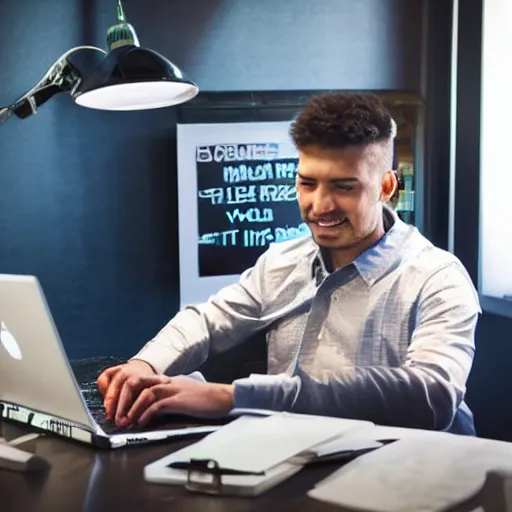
[0,274,226,448]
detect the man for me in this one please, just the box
[97,92,480,434]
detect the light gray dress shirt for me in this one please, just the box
[133,206,481,434]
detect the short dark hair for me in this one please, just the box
[290,92,393,149]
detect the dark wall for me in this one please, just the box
[0,0,181,360]
[100,0,424,92]
[0,0,426,362]
[467,313,512,442]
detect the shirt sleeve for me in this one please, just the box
[131,252,270,375]
[233,263,481,431]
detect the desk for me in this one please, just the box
[0,420,507,512]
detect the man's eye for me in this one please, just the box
[336,184,353,191]
[299,181,315,188]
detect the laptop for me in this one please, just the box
[0,274,237,448]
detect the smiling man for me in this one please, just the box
[97,92,481,434]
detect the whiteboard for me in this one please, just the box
[177,121,304,309]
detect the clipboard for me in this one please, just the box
[153,455,305,496]
[144,413,376,496]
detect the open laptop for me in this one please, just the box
[0,274,237,448]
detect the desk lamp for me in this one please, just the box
[0,0,199,126]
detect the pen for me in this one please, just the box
[167,459,265,476]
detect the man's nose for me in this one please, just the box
[312,188,336,214]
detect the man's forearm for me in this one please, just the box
[233,366,459,431]
[132,278,266,375]
[131,306,212,375]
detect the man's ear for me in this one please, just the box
[380,171,397,201]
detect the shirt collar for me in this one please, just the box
[312,205,413,286]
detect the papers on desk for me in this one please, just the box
[144,413,374,496]
[308,430,512,512]
[143,411,512,506]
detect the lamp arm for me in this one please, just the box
[0,46,107,126]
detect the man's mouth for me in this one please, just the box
[314,218,347,228]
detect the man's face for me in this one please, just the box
[296,144,395,251]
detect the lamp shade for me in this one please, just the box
[73,45,198,111]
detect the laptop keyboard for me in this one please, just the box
[78,375,228,435]
[81,387,121,433]
[71,357,233,435]
[81,389,157,435]
[70,357,127,433]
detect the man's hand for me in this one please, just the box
[125,376,235,428]
[96,359,156,425]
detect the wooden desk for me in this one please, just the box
[0,420,507,512]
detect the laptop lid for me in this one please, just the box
[0,274,94,430]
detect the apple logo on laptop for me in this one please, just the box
[0,322,22,360]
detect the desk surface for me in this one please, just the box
[0,420,348,512]
[0,420,505,512]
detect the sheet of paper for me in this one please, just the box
[308,432,512,512]
[174,413,371,473]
